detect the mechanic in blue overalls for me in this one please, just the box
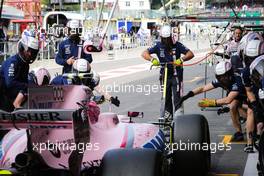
[51,58,120,107]
[250,56,264,141]
[55,20,93,73]
[234,32,263,74]
[240,40,264,153]
[141,24,194,118]
[179,61,248,143]
[0,35,39,111]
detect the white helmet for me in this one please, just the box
[160,25,171,38]
[250,55,264,87]
[244,40,264,57]
[29,67,51,86]
[215,61,232,75]
[73,59,91,73]
[20,35,39,50]
[250,55,264,77]
[66,20,82,29]
[238,32,263,54]
[18,35,39,64]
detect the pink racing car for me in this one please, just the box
[0,85,210,176]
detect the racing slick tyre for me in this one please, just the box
[172,114,211,176]
[258,132,264,174]
[100,148,166,176]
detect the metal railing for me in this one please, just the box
[0,38,60,64]
[0,40,18,64]
[0,35,153,64]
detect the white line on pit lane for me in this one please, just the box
[100,63,151,80]
[42,50,210,80]
[243,152,258,176]
[93,51,210,81]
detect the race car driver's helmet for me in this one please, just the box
[72,59,94,86]
[67,20,83,43]
[160,24,173,51]
[250,55,264,88]
[238,32,263,60]
[215,61,233,88]
[18,35,39,64]
[243,39,264,67]
[28,67,51,86]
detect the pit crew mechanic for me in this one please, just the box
[178,61,247,143]
[226,26,243,57]
[250,56,264,130]
[233,32,264,73]
[226,26,244,72]
[51,59,120,107]
[141,24,194,117]
[0,35,39,111]
[55,20,93,73]
[241,40,264,152]
[250,56,264,156]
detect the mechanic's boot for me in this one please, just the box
[244,144,254,153]
[257,162,264,176]
[231,132,244,142]
[253,134,260,151]
[174,107,184,117]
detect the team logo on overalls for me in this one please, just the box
[65,45,71,55]
[160,48,165,58]
[8,63,15,77]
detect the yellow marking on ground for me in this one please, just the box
[184,76,202,83]
[231,141,247,144]
[220,135,247,145]
[221,135,232,145]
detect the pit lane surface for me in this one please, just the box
[97,61,250,176]
[31,39,254,175]
[94,51,252,176]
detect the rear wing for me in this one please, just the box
[0,109,75,129]
[0,85,92,129]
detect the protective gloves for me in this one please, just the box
[173,58,183,66]
[198,98,217,107]
[151,58,160,66]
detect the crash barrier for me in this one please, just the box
[110,35,152,50]
[38,37,63,60]
[0,38,61,62]
[0,36,151,63]
[0,40,18,64]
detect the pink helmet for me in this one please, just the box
[29,68,51,86]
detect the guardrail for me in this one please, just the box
[0,40,18,64]
[0,36,153,64]
[0,39,60,63]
